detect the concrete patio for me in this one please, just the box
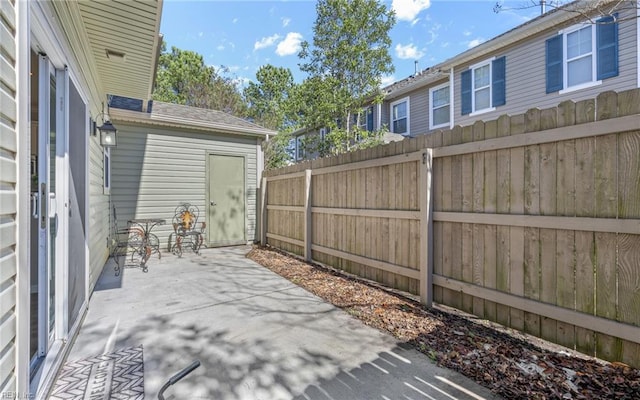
[60,246,500,399]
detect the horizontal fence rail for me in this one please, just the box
[261,89,640,368]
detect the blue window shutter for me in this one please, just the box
[545,35,563,93]
[492,56,506,107]
[367,106,374,131]
[597,15,618,80]
[461,69,472,115]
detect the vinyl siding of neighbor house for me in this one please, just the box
[0,0,18,394]
[109,124,259,248]
[453,6,638,127]
[383,77,449,136]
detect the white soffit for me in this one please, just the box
[77,0,162,100]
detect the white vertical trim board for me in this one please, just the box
[15,0,31,395]
[637,0,640,88]
[449,68,454,129]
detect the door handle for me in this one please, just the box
[40,183,46,228]
[210,201,217,206]
[31,193,38,218]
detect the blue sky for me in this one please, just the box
[159,0,542,88]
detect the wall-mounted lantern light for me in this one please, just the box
[94,100,117,147]
[98,120,117,147]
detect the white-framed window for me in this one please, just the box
[296,135,305,161]
[564,24,596,88]
[546,15,618,94]
[358,106,374,132]
[429,83,450,129]
[390,97,409,135]
[461,56,506,116]
[319,127,328,141]
[103,147,111,193]
[473,62,492,112]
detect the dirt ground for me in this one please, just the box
[246,245,640,400]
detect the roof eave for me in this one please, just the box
[110,109,275,138]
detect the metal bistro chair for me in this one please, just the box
[168,203,206,257]
[110,205,146,274]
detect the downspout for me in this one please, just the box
[637,0,640,88]
[449,68,455,130]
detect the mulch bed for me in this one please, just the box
[246,245,640,400]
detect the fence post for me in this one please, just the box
[260,177,267,246]
[304,169,312,262]
[420,149,434,306]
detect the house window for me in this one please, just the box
[546,15,618,93]
[286,137,296,160]
[358,106,374,132]
[103,147,111,193]
[461,56,506,116]
[390,97,409,135]
[296,135,305,161]
[429,83,450,129]
[320,128,327,141]
[566,25,594,87]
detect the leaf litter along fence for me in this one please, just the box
[260,89,640,368]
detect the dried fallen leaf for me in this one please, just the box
[247,246,640,400]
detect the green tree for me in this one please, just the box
[297,0,395,151]
[263,131,294,170]
[243,65,297,131]
[153,42,246,116]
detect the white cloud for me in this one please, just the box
[282,17,291,27]
[395,43,424,60]
[217,45,225,51]
[276,32,303,56]
[463,30,471,37]
[232,18,238,24]
[392,0,431,23]
[254,34,281,51]
[426,23,440,45]
[467,38,485,48]
[198,32,203,38]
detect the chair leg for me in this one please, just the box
[172,236,183,257]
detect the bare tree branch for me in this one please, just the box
[494,0,639,23]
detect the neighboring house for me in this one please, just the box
[109,100,273,248]
[292,0,639,162]
[380,0,639,137]
[290,106,390,162]
[0,1,269,398]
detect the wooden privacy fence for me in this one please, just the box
[261,89,640,367]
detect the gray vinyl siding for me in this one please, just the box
[88,135,110,290]
[110,124,259,248]
[0,0,18,393]
[453,6,638,127]
[383,82,440,136]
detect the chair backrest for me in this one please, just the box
[173,203,200,232]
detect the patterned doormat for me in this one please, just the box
[50,346,144,399]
